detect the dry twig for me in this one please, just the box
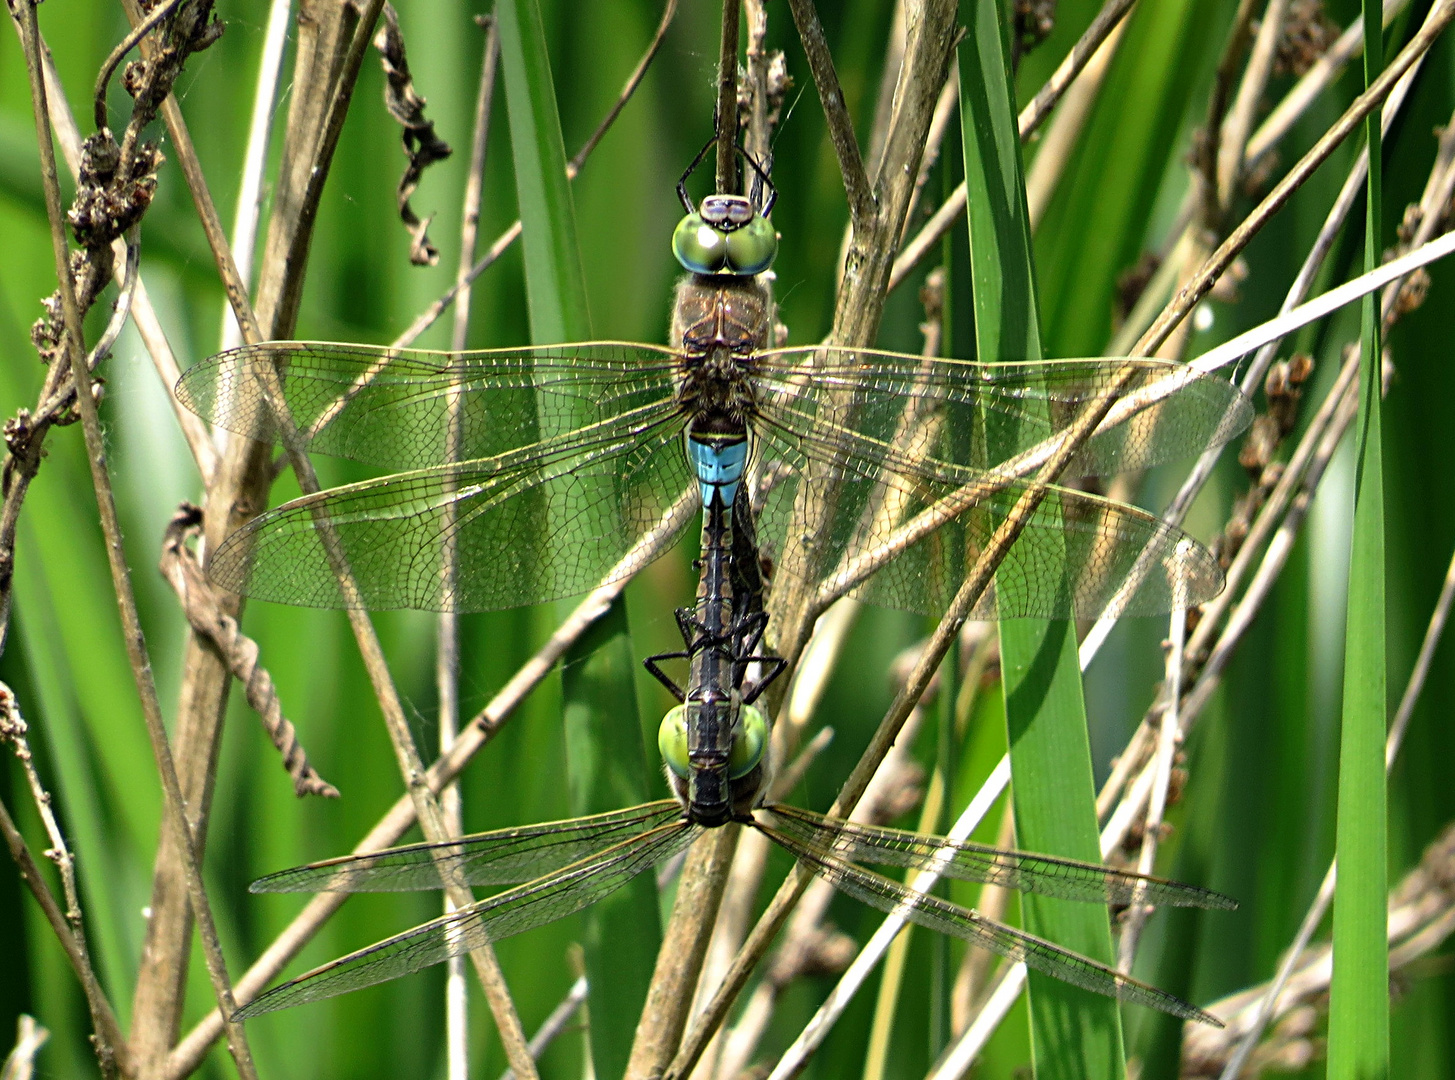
[0,688,126,1077]
[0,1017,50,1080]
[158,505,339,798]
[374,3,453,266]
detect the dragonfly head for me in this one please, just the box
[673,195,778,277]
[658,697,768,824]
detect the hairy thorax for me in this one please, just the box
[672,274,771,436]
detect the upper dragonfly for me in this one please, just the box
[231,474,1235,1025]
[176,142,1252,620]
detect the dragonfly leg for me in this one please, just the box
[673,605,703,645]
[677,135,716,212]
[675,605,733,653]
[740,654,786,705]
[731,609,769,656]
[644,650,690,702]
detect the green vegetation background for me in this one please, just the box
[0,0,1452,1077]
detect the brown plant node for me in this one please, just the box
[1274,0,1341,78]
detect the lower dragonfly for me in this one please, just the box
[233,479,1235,1025]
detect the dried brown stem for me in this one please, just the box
[1215,0,1289,214]
[573,0,678,174]
[1023,10,1127,230]
[624,828,740,1079]
[1195,0,1260,229]
[1115,594,1186,972]
[787,0,873,225]
[0,689,127,1078]
[115,0,261,342]
[130,1,375,1059]
[439,19,498,1078]
[375,3,454,266]
[14,2,259,1075]
[0,2,176,656]
[24,29,218,478]
[0,13,218,1048]
[716,0,742,191]
[1020,0,1137,135]
[891,0,1140,290]
[92,0,186,131]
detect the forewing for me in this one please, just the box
[176,341,680,471]
[235,822,698,1019]
[208,406,696,611]
[250,802,684,893]
[764,806,1236,909]
[752,347,1250,482]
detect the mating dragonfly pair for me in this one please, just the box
[181,147,1243,1025]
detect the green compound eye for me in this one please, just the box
[729,704,767,779]
[672,214,729,274]
[725,215,777,275]
[658,705,690,778]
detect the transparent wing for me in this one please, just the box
[206,406,697,611]
[749,427,1223,619]
[751,348,1251,483]
[250,802,684,894]
[765,806,1235,909]
[745,348,1241,620]
[176,341,683,470]
[235,821,699,1019]
[761,821,1220,1025]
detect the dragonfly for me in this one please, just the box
[175,141,1252,623]
[233,475,1236,1025]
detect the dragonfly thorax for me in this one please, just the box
[673,274,771,354]
[672,275,768,436]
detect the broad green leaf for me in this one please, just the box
[1328,0,1390,1075]
[960,2,1126,1077]
[498,5,655,1077]
[496,0,591,346]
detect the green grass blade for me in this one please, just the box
[1327,0,1390,1075]
[959,1,1126,1075]
[560,598,660,1080]
[496,0,591,345]
[498,5,654,1075]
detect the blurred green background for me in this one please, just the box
[0,0,1453,1077]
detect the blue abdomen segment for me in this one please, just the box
[688,434,749,508]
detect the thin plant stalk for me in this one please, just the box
[218,0,292,353]
[436,18,500,1080]
[15,1,261,1076]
